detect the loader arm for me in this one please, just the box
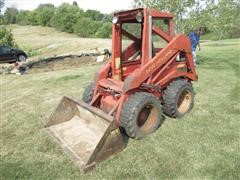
[123,34,197,92]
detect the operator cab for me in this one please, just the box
[111,8,175,80]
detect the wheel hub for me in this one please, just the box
[177,90,192,114]
[137,105,158,132]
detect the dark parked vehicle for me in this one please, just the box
[0,45,27,63]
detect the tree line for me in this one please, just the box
[1,0,240,41]
[1,2,112,38]
[133,0,240,40]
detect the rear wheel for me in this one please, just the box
[17,54,26,62]
[120,92,164,139]
[82,82,94,104]
[163,79,194,118]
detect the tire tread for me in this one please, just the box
[82,82,94,104]
[120,92,162,139]
[163,79,194,118]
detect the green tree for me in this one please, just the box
[27,10,38,25]
[16,10,30,25]
[208,0,240,39]
[134,0,240,39]
[187,0,240,39]
[73,1,78,6]
[50,3,83,33]
[1,2,115,39]
[3,7,18,24]
[134,0,195,33]
[0,0,4,24]
[95,22,112,38]
[0,27,17,46]
[84,10,104,21]
[73,18,92,37]
[35,4,55,26]
[73,17,102,37]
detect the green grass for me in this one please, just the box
[201,32,216,40]
[1,39,240,179]
[9,25,111,60]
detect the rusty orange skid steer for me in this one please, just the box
[46,8,198,172]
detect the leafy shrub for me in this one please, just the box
[73,18,103,37]
[3,2,113,38]
[27,11,38,25]
[0,26,17,46]
[27,49,39,57]
[50,3,83,33]
[84,10,104,21]
[95,22,112,38]
[16,10,30,25]
[35,4,55,26]
[3,7,18,24]
[73,18,92,37]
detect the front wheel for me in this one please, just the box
[120,92,164,139]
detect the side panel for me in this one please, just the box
[123,34,197,92]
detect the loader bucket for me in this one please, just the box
[45,96,127,172]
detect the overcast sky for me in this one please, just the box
[4,0,135,13]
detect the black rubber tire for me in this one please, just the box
[82,82,94,104]
[17,54,27,62]
[162,79,194,118]
[120,92,164,139]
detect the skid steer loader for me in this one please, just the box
[46,8,198,172]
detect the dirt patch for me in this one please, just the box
[0,54,102,75]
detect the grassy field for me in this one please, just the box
[10,25,111,60]
[1,29,240,179]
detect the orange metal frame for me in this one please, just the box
[90,8,198,124]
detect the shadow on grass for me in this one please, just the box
[1,151,81,179]
[0,157,33,179]
[43,74,82,85]
[56,75,81,82]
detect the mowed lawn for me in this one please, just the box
[10,25,111,60]
[1,39,239,179]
